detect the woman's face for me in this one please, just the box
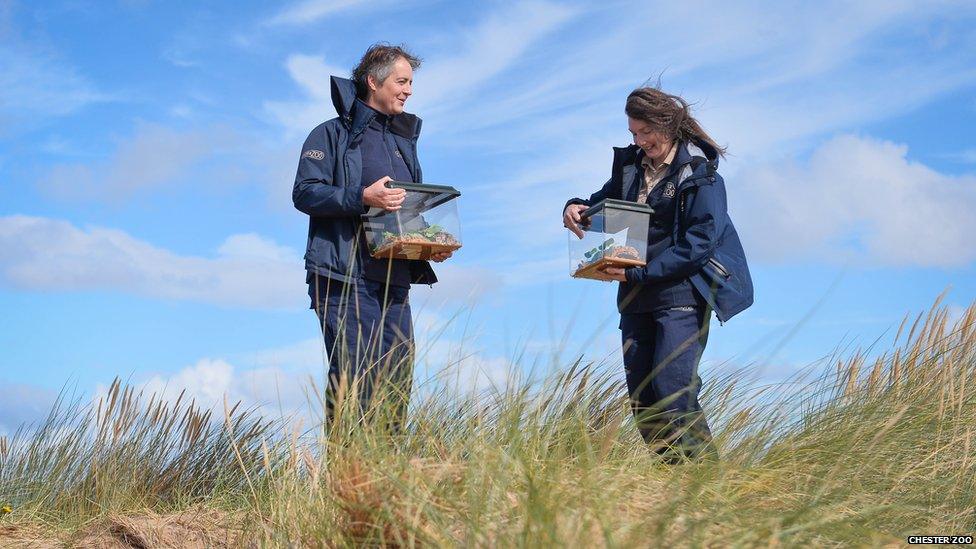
[628,117,671,161]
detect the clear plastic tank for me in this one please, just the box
[569,199,652,281]
[362,181,462,260]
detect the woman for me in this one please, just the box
[562,87,753,461]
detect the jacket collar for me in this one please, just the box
[330,75,422,140]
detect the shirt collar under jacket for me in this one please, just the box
[640,141,678,173]
[635,141,679,203]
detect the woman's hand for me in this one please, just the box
[563,204,589,239]
[601,267,628,282]
[430,251,453,262]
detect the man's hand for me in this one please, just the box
[601,267,628,282]
[363,176,406,211]
[430,251,453,262]
[563,204,589,239]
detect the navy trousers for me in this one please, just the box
[619,305,714,459]
[311,277,414,428]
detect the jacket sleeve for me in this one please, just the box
[625,175,727,284]
[564,177,617,212]
[292,126,366,217]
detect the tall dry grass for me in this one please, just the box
[1,299,974,546]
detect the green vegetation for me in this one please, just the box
[1,299,974,546]
[373,224,460,253]
[417,224,446,240]
[583,237,618,262]
[380,223,448,244]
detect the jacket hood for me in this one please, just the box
[677,137,719,168]
[330,75,358,120]
[330,75,422,140]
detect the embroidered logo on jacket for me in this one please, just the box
[302,149,325,160]
[663,182,676,198]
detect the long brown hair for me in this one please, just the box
[625,87,726,157]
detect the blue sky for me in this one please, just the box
[2,0,976,431]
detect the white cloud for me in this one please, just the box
[267,0,976,155]
[406,1,578,117]
[217,233,297,263]
[0,2,111,130]
[412,310,517,395]
[477,1,976,156]
[946,303,969,327]
[94,357,320,423]
[945,149,976,164]
[409,262,502,305]
[0,216,305,309]
[733,134,976,266]
[95,308,521,424]
[0,46,106,128]
[237,310,519,408]
[407,2,921,143]
[169,103,195,119]
[141,359,236,406]
[0,381,58,436]
[267,1,578,139]
[248,337,325,371]
[0,213,502,310]
[268,0,374,26]
[37,123,234,202]
[264,54,347,138]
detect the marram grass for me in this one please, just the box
[1,300,974,547]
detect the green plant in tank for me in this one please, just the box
[583,238,616,261]
[420,225,444,239]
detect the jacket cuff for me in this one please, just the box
[564,198,588,211]
[625,267,642,284]
[351,185,367,214]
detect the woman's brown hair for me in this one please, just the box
[625,88,726,157]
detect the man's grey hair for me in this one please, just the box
[352,43,422,98]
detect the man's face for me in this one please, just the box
[628,117,671,161]
[367,57,413,116]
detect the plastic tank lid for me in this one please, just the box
[387,180,461,197]
[582,198,653,218]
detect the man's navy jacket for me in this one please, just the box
[566,139,754,323]
[292,76,437,286]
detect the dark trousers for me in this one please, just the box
[311,277,414,430]
[620,306,714,459]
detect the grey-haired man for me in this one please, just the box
[292,43,451,428]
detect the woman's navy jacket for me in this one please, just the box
[566,140,754,323]
[292,76,437,286]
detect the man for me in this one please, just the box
[292,43,451,429]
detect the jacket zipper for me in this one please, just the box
[708,257,731,279]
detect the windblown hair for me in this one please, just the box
[352,43,422,99]
[625,88,726,157]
